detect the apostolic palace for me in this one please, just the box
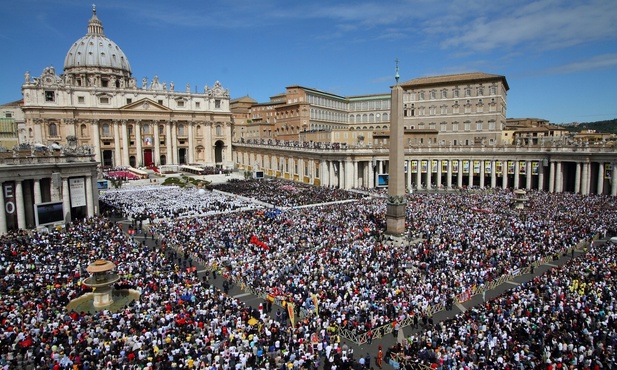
[1,5,616,233]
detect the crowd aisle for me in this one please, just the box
[0,178,616,370]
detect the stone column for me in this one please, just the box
[62,178,71,224]
[491,160,497,189]
[188,122,195,164]
[581,162,590,195]
[468,162,473,188]
[597,162,604,195]
[33,179,42,205]
[386,82,406,235]
[479,161,485,188]
[457,160,463,188]
[122,120,129,166]
[15,181,26,230]
[0,183,5,234]
[204,122,213,164]
[538,162,545,191]
[513,161,520,189]
[446,160,452,189]
[135,120,142,167]
[526,161,532,190]
[502,161,508,189]
[225,122,233,168]
[154,121,161,166]
[113,121,121,167]
[549,161,555,193]
[426,160,432,190]
[436,160,443,189]
[166,121,173,164]
[611,163,617,196]
[353,161,359,188]
[321,160,329,187]
[171,120,178,164]
[555,161,563,193]
[86,175,94,217]
[91,119,102,164]
[574,162,581,193]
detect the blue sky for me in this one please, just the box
[2,0,616,124]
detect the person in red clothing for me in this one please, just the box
[377,346,383,369]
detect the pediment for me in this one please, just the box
[121,98,172,112]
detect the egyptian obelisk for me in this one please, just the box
[386,60,406,235]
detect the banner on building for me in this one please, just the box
[441,160,448,173]
[2,182,17,230]
[69,178,86,208]
[421,160,428,173]
[473,160,480,174]
[507,161,515,175]
[519,161,527,175]
[606,163,613,180]
[411,160,418,173]
[287,301,295,327]
[532,162,539,175]
[484,160,492,174]
[452,160,459,173]
[431,160,438,173]
[496,161,503,176]
[462,160,470,174]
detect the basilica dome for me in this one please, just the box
[64,6,131,75]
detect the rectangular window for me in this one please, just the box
[126,98,132,104]
[429,123,436,130]
[476,122,483,130]
[452,123,458,132]
[78,96,85,103]
[177,101,185,107]
[158,100,163,105]
[195,102,200,108]
[440,123,447,132]
[100,97,109,104]
[464,122,470,131]
[45,91,55,102]
[215,100,221,108]
[489,121,496,130]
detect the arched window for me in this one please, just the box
[80,124,88,137]
[196,125,202,136]
[48,123,58,137]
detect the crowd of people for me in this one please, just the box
[2,177,617,369]
[387,239,617,369]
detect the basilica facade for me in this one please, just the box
[20,7,233,169]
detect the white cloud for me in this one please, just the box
[546,53,617,74]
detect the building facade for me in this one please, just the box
[20,7,233,170]
[0,147,99,233]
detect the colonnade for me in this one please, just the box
[0,174,97,233]
[234,146,617,196]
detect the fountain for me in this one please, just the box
[66,259,140,314]
[513,189,528,209]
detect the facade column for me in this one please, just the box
[456,160,463,188]
[15,181,26,230]
[91,119,101,164]
[597,162,604,195]
[171,121,178,164]
[479,161,485,188]
[611,162,617,196]
[345,160,353,190]
[86,175,94,217]
[321,160,328,187]
[204,122,213,164]
[446,160,452,189]
[581,162,590,195]
[166,121,173,164]
[113,120,121,167]
[468,161,473,188]
[407,160,412,191]
[538,161,545,191]
[555,162,563,193]
[153,121,161,166]
[33,179,42,205]
[502,160,508,189]
[188,122,195,164]
[490,160,497,189]
[436,160,443,189]
[426,159,432,190]
[549,161,555,193]
[353,161,358,188]
[135,120,143,167]
[0,182,5,234]
[62,178,71,224]
[526,161,532,190]
[416,161,422,189]
[574,162,581,193]
[122,120,129,166]
[513,161,520,189]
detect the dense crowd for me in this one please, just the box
[99,187,260,220]
[2,178,617,369]
[209,179,365,208]
[388,240,617,369]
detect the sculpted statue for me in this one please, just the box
[170,81,174,91]
[24,71,30,83]
[142,77,147,89]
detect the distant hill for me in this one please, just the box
[560,119,617,134]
